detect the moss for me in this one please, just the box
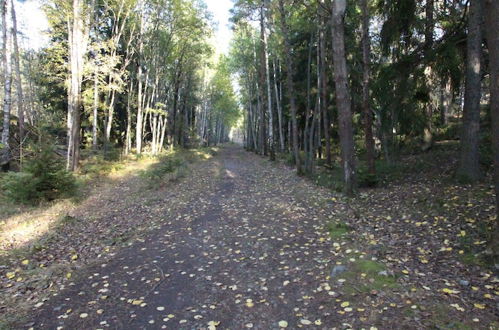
[356,259,386,273]
[327,221,352,239]
[339,258,399,294]
[427,303,473,330]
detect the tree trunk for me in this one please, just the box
[105,90,116,143]
[361,0,375,175]
[304,32,313,172]
[331,0,356,195]
[135,1,144,154]
[11,0,23,163]
[257,13,267,156]
[484,0,499,262]
[319,0,331,166]
[125,80,132,155]
[278,0,301,174]
[92,68,99,150]
[273,59,284,152]
[1,0,12,167]
[423,0,435,151]
[458,0,483,181]
[67,0,87,171]
[262,2,274,160]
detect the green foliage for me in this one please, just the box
[79,154,125,178]
[357,170,379,188]
[339,257,399,295]
[2,144,77,204]
[1,172,40,203]
[210,56,241,128]
[140,152,189,188]
[327,221,352,239]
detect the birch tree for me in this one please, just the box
[1,0,12,167]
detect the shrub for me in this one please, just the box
[1,144,77,204]
[140,156,187,188]
[2,172,40,203]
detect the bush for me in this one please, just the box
[1,144,77,204]
[140,156,187,188]
[2,172,40,203]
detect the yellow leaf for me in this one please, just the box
[6,272,15,279]
[450,303,465,311]
[278,320,288,328]
[341,301,350,307]
[66,272,72,279]
[442,288,460,294]
[314,320,322,325]
[71,254,78,261]
[21,259,29,265]
[474,303,485,309]
[132,299,143,305]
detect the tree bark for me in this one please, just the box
[458,0,483,181]
[92,67,99,150]
[125,79,133,155]
[273,59,285,152]
[135,0,144,154]
[319,0,331,166]
[262,1,274,160]
[361,0,375,175]
[257,12,267,156]
[11,0,23,159]
[1,0,12,167]
[484,0,499,261]
[67,0,87,171]
[331,0,356,195]
[278,0,301,174]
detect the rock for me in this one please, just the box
[459,280,469,286]
[330,265,347,277]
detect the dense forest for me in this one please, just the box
[0,0,498,328]
[1,0,240,170]
[227,0,498,255]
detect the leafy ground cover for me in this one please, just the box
[0,145,496,329]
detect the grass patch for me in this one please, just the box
[79,156,125,178]
[427,303,473,330]
[139,147,217,188]
[339,258,399,294]
[314,159,408,191]
[327,221,352,239]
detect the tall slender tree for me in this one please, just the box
[361,0,375,176]
[11,0,23,157]
[484,0,498,260]
[1,0,12,167]
[458,0,483,181]
[278,0,301,173]
[67,0,89,171]
[331,0,356,195]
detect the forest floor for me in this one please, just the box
[0,145,497,329]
